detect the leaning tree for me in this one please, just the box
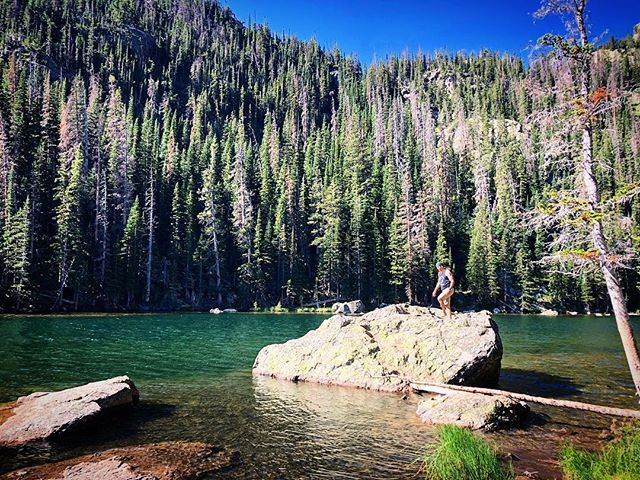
[534,0,640,399]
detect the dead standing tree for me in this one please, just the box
[534,0,640,399]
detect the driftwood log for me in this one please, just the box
[410,381,640,419]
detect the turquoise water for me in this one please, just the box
[0,312,638,478]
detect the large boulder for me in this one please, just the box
[0,441,240,480]
[416,391,530,431]
[0,376,139,447]
[332,300,365,315]
[253,304,502,392]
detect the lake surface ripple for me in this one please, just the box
[0,312,638,478]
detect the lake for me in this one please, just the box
[0,312,638,478]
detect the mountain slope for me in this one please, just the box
[0,0,638,312]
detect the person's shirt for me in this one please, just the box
[439,269,452,290]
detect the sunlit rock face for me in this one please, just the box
[417,391,530,431]
[0,376,139,447]
[253,304,502,391]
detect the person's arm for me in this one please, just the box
[432,279,440,297]
[446,269,455,289]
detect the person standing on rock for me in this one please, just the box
[432,262,455,319]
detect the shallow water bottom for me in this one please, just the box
[1,374,624,479]
[0,312,638,478]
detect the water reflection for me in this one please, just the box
[500,368,583,398]
[244,376,430,479]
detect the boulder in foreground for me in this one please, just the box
[253,304,503,391]
[416,391,530,431]
[0,441,240,480]
[0,376,139,447]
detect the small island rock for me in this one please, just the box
[0,376,139,447]
[0,441,240,480]
[253,304,503,391]
[332,300,365,315]
[416,391,530,431]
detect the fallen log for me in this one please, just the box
[410,381,640,419]
[300,297,342,308]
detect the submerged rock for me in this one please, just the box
[0,376,139,447]
[0,441,240,480]
[416,391,530,431]
[253,304,503,391]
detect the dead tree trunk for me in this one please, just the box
[410,381,640,419]
[145,169,154,304]
[573,1,640,399]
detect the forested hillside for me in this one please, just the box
[0,0,638,312]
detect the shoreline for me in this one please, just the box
[0,309,635,318]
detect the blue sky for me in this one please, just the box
[223,0,640,64]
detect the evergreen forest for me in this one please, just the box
[0,0,639,312]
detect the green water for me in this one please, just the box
[0,312,638,478]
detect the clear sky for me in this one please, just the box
[223,0,640,64]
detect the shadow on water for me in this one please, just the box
[499,368,583,398]
[0,401,176,474]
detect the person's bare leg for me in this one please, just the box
[441,290,453,319]
[437,291,447,318]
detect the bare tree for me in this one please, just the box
[535,0,640,399]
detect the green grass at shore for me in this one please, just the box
[250,301,333,313]
[560,423,640,480]
[423,425,514,480]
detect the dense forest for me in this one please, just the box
[0,0,638,312]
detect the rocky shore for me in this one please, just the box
[0,441,240,480]
[0,376,139,447]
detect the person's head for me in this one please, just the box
[436,261,446,272]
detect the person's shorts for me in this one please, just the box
[438,287,454,305]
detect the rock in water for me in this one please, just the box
[332,300,365,315]
[0,441,240,479]
[416,391,530,431]
[0,376,139,447]
[253,304,502,391]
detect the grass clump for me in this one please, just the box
[293,306,333,313]
[424,424,514,480]
[560,423,640,480]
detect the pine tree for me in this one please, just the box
[0,112,13,227]
[54,147,87,308]
[1,198,31,309]
[466,201,498,303]
[198,136,224,306]
[120,196,142,307]
[387,206,406,301]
